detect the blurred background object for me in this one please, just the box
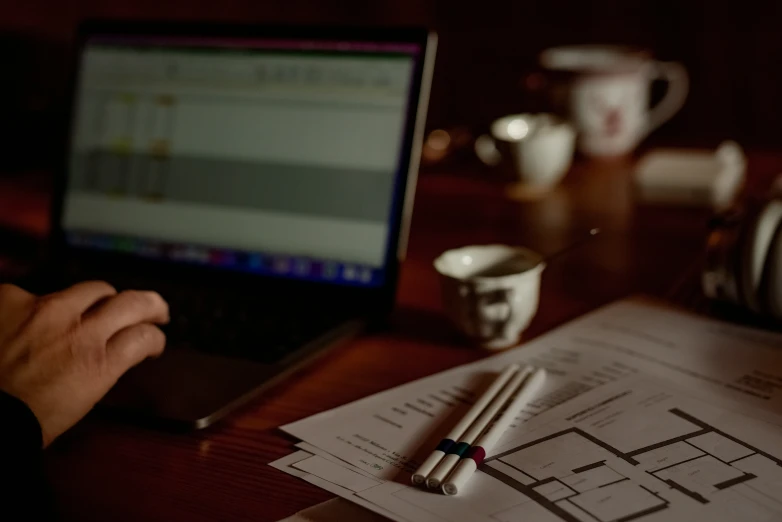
[474,113,575,199]
[536,45,688,157]
[635,141,746,209]
[2,0,782,178]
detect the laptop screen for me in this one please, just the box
[62,34,422,287]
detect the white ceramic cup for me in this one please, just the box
[434,245,545,350]
[540,45,689,157]
[475,114,575,195]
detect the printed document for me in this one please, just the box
[282,298,782,481]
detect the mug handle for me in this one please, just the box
[474,134,502,166]
[644,61,689,137]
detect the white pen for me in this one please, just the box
[410,364,520,486]
[425,366,534,489]
[442,367,547,496]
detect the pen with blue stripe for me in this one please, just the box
[443,367,547,495]
[410,363,521,487]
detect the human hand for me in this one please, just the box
[0,281,169,447]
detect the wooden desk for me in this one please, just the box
[1,155,780,521]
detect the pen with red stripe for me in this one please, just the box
[442,367,547,496]
[410,364,520,486]
[425,366,533,489]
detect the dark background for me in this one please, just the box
[2,0,782,173]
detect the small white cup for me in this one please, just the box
[434,245,545,350]
[475,114,576,196]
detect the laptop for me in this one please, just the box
[43,21,436,429]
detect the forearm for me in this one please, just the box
[0,390,43,452]
[0,390,53,518]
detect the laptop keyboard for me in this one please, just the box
[71,274,346,365]
[159,286,346,364]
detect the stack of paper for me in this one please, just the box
[271,298,782,522]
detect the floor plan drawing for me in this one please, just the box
[357,378,782,522]
[481,385,782,522]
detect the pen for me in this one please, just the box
[442,367,547,496]
[426,366,534,489]
[411,364,521,486]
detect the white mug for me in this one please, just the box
[434,245,545,350]
[540,45,689,157]
[475,114,576,194]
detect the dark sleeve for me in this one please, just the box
[0,391,54,519]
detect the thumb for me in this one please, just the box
[105,323,166,378]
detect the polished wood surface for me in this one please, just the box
[1,154,781,521]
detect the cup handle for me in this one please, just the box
[474,134,502,166]
[475,288,514,324]
[644,61,689,137]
